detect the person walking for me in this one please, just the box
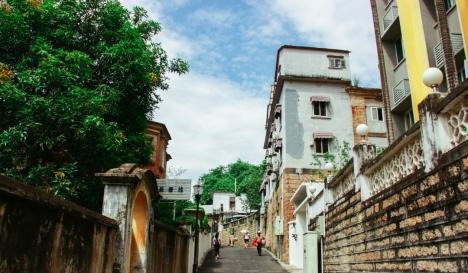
[243,232,250,248]
[254,232,264,256]
[213,233,221,260]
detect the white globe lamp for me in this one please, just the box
[356,123,369,143]
[422,67,444,92]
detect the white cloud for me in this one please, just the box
[154,73,266,181]
[262,0,381,87]
[189,8,235,26]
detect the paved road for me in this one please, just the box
[198,246,287,273]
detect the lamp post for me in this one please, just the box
[422,67,444,93]
[192,181,203,273]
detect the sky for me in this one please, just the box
[120,0,381,182]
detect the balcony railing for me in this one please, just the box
[434,33,464,67]
[392,79,410,108]
[382,4,398,33]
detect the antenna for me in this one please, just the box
[234,178,237,194]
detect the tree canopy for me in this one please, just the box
[0,0,188,210]
[199,160,266,210]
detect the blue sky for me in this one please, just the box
[121,0,381,182]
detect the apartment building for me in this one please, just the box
[370,0,468,142]
[259,45,388,265]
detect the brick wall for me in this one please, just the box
[264,171,320,263]
[324,148,468,273]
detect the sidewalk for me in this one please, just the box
[263,248,303,273]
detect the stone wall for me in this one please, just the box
[220,212,259,247]
[0,175,118,273]
[324,144,468,273]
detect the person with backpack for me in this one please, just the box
[213,233,221,260]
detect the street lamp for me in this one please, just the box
[356,123,369,143]
[423,67,444,93]
[192,181,203,273]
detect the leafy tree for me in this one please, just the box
[0,0,188,210]
[199,160,266,210]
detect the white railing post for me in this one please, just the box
[418,93,453,172]
[352,143,377,201]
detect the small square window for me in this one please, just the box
[168,186,174,193]
[370,107,384,121]
[312,101,329,117]
[328,56,346,69]
[158,186,164,192]
[178,186,184,193]
[314,138,330,154]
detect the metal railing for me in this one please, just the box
[434,33,464,67]
[392,79,410,108]
[382,4,398,33]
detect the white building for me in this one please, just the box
[201,192,249,224]
[260,45,388,268]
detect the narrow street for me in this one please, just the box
[198,247,287,273]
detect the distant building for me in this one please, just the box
[259,45,388,266]
[202,192,250,232]
[146,121,171,178]
[370,0,468,141]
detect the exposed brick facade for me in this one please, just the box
[346,86,386,144]
[324,146,468,273]
[435,0,459,91]
[264,171,322,263]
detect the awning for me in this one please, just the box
[274,105,282,116]
[310,96,330,102]
[313,131,334,139]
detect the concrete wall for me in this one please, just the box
[186,230,211,273]
[282,81,354,169]
[0,175,118,273]
[278,48,351,81]
[324,147,468,273]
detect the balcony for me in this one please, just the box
[434,33,464,67]
[383,4,398,33]
[392,79,411,111]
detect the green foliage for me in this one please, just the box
[311,139,351,177]
[0,0,188,210]
[199,160,266,210]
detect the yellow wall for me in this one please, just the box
[396,0,432,121]
[456,0,468,57]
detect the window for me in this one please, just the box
[457,64,466,83]
[312,101,328,117]
[370,107,384,121]
[229,197,235,210]
[395,38,405,63]
[158,186,164,192]
[444,0,455,11]
[328,56,346,69]
[314,138,330,154]
[168,186,174,193]
[404,109,414,130]
[178,186,184,193]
